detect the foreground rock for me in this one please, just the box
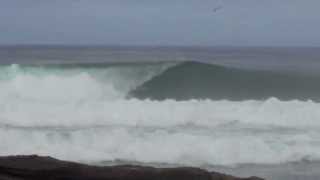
[0,155,263,180]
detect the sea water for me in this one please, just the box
[1,46,320,180]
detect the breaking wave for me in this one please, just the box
[1,62,320,167]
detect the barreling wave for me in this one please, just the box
[129,61,320,101]
[3,61,320,101]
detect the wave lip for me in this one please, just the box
[129,61,320,101]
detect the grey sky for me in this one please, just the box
[1,0,320,46]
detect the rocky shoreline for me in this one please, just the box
[0,155,264,180]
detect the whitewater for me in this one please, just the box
[1,62,320,169]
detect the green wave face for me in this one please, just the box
[129,61,320,101]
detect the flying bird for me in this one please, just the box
[213,6,223,13]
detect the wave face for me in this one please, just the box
[1,62,320,167]
[130,61,320,101]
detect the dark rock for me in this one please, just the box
[0,155,264,180]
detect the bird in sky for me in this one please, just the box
[213,6,223,13]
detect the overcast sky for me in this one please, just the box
[1,0,320,46]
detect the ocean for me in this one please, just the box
[1,46,320,180]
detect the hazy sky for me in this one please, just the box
[1,0,320,46]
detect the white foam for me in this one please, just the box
[1,126,320,166]
[1,97,320,128]
[0,63,170,101]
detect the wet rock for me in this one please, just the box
[0,155,264,180]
